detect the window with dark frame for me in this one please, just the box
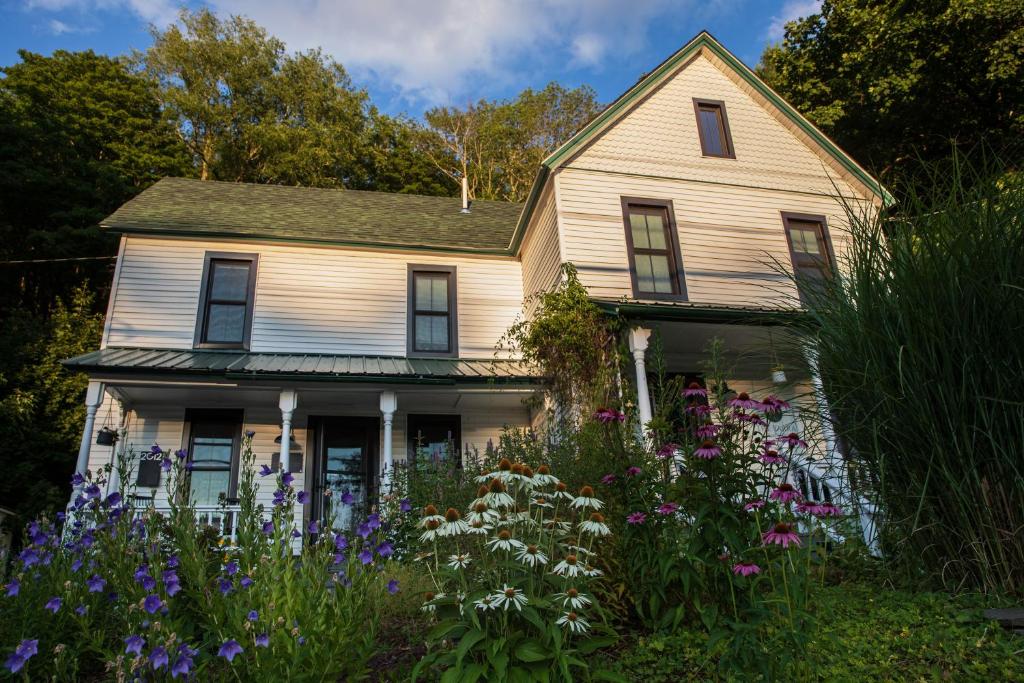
[693,99,734,158]
[185,410,243,507]
[621,199,687,299]
[195,253,258,349]
[781,213,834,304]
[407,414,461,465]
[407,266,457,357]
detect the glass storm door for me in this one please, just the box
[313,417,378,531]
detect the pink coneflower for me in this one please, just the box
[593,408,626,424]
[780,432,808,449]
[600,473,616,485]
[695,423,722,439]
[736,412,766,426]
[796,500,825,515]
[732,562,761,577]
[656,502,680,515]
[762,522,801,548]
[770,483,801,503]
[686,403,712,417]
[683,381,707,398]
[624,466,642,477]
[655,443,679,459]
[759,448,786,465]
[743,499,766,512]
[814,503,843,518]
[728,391,760,410]
[626,512,647,525]
[693,439,722,459]
[760,395,791,416]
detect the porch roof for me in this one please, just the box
[63,348,541,385]
[592,298,801,325]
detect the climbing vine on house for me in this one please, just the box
[502,264,622,419]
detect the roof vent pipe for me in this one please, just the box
[460,176,471,213]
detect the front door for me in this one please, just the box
[311,417,379,531]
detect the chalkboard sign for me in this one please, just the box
[136,450,163,488]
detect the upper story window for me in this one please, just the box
[781,213,834,304]
[195,253,258,349]
[693,98,735,158]
[407,265,458,357]
[621,198,687,300]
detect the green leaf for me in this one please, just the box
[514,640,550,663]
[456,629,487,665]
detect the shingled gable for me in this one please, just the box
[506,31,891,254]
[100,177,525,255]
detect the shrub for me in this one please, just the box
[0,434,401,680]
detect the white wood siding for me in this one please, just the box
[556,167,865,306]
[568,50,870,200]
[106,237,523,358]
[519,188,563,316]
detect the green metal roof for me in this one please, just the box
[592,298,800,325]
[101,178,525,255]
[63,348,541,385]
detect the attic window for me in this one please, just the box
[195,253,259,350]
[693,99,735,158]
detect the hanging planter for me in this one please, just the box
[96,427,119,446]
[771,365,787,385]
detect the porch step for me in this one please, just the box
[983,608,1024,636]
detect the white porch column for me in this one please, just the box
[380,391,397,489]
[278,389,299,472]
[74,381,105,479]
[628,328,653,436]
[105,400,130,496]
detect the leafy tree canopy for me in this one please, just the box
[758,0,1024,186]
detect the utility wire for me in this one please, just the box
[0,256,117,265]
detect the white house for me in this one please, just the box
[64,32,886,539]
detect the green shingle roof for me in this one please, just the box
[101,178,524,254]
[63,348,541,385]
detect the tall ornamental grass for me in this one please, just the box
[797,159,1024,595]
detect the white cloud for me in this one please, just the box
[21,0,737,105]
[765,0,820,42]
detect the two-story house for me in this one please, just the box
[64,32,886,538]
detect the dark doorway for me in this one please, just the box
[310,416,379,531]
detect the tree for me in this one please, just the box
[0,285,104,520]
[0,49,189,313]
[419,82,602,201]
[758,0,1024,186]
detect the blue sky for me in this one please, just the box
[2,1,820,118]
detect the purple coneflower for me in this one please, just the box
[762,522,801,548]
[695,423,721,439]
[686,403,712,416]
[760,395,790,416]
[770,483,801,503]
[625,466,642,477]
[732,562,761,577]
[693,439,722,459]
[655,443,679,459]
[125,635,145,656]
[656,502,679,515]
[728,391,760,410]
[600,473,616,485]
[736,412,766,426]
[814,503,843,518]
[626,512,647,525]
[760,448,786,465]
[44,597,61,613]
[743,499,766,512]
[593,407,626,424]
[780,432,808,449]
[218,639,244,662]
[683,381,707,398]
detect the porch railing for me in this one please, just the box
[133,501,242,544]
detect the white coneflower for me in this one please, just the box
[570,485,604,511]
[555,611,590,634]
[419,518,441,543]
[466,501,498,525]
[486,529,525,553]
[563,544,595,558]
[553,587,592,610]
[544,518,572,534]
[420,591,442,613]
[474,595,496,612]
[506,462,535,489]
[491,585,528,612]
[578,512,611,537]
[550,481,574,502]
[465,520,491,536]
[447,553,471,570]
[530,495,553,509]
[582,564,604,578]
[552,554,583,577]
[483,478,515,509]
[476,457,514,484]
[439,508,469,537]
[468,484,490,509]
[514,544,549,567]
[532,464,559,488]
[419,505,445,528]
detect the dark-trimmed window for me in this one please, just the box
[693,99,734,158]
[407,265,458,357]
[195,253,258,349]
[184,409,243,507]
[407,414,461,464]
[621,198,687,299]
[781,213,834,304]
